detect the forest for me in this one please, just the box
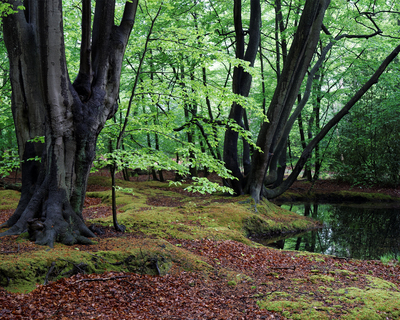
[1,1,400,318]
[1,0,399,188]
[0,0,398,240]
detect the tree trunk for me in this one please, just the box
[0,0,138,247]
[246,0,330,202]
[223,0,261,195]
[265,43,400,199]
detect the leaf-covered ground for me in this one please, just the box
[1,235,399,319]
[0,173,400,319]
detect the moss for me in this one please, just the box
[258,274,400,320]
[0,190,21,210]
[87,192,317,245]
[333,190,394,202]
[276,188,398,203]
[310,275,335,283]
[0,238,211,293]
[335,269,355,276]
[0,177,320,293]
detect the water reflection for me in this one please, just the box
[266,203,400,260]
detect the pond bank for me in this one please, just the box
[274,179,400,204]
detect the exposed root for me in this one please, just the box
[0,188,96,247]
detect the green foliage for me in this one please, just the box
[379,253,399,266]
[0,3,24,18]
[1,0,400,191]
[173,177,234,195]
[0,148,19,178]
[331,65,400,187]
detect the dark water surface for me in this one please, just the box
[258,203,400,260]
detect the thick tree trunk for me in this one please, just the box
[0,0,137,247]
[245,0,330,202]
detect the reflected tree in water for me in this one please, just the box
[283,204,400,260]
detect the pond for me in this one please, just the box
[256,203,400,260]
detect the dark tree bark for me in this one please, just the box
[265,27,383,187]
[245,0,330,202]
[223,0,261,195]
[0,0,138,247]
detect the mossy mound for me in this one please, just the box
[1,177,318,293]
[86,178,317,243]
[0,237,211,293]
[276,189,397,204]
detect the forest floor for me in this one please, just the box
[0,172,400,319]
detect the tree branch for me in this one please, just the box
[265,43,400,199]
[120,0,139,35]
[73,0,92,101]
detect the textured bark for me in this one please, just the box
[245,0,330,202]
[223,0,261,195]
[0,0,138,247]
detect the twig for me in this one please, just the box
[155,259,161,276]
[270,266,296,271]
[249,288,280,299]
[58,259,87,276]
[86,252,113,264]
[44,262,56,285]
[75,275,130,283]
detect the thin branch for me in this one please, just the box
[117,4,163,150]
[75,275,130,283]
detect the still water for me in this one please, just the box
[261,203,400,260]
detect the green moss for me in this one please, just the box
[335,269,355,276]
[0,176,321,293]
[310,275,335,283]
[87,192,317,245]
[0,238,211,293]
[277,187,398,203]
[0,190,21,210]
[258,275,400,320]
[333,190,394,201]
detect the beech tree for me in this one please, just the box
[223,0,330,198]
[223,0,400,202]
[0,0,138,246]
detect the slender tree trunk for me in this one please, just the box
[223,0,261,195]
[0,0,138,247]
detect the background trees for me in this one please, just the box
[0,0,400,245]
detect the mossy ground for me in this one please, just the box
[1,176,399,319]
[257,270,400,320]
[86,176,316,243]
[0,236,213,293]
